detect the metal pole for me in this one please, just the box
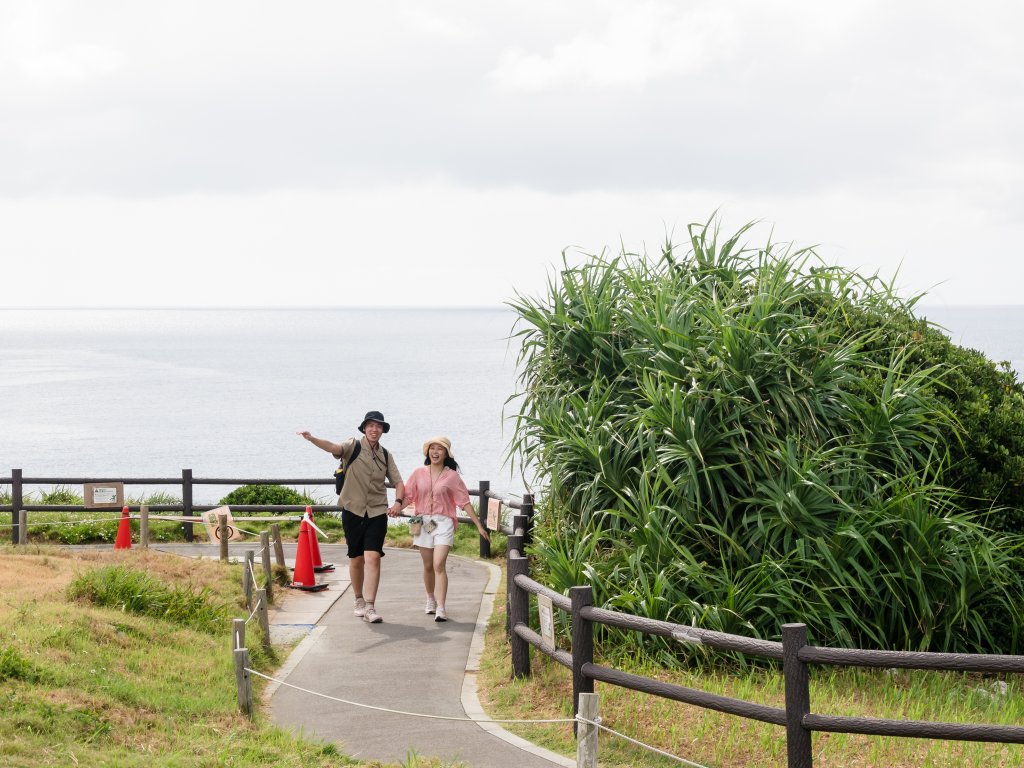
[140,504,150,549]
[18,509,27,545]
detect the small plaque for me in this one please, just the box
[486,498,502,531]
[202,506,242,542]
[84,482,124,509]
[538,594,555,648]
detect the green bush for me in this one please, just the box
[840,308,1024,534]
[67,566,229,634]
[510,216,1024,659]
[219,484,315,506]
[0,646,42,682]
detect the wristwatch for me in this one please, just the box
[395,498,404,505]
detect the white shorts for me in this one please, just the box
[413,515,456,548]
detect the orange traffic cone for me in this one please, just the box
[305,507,335,573]
[289,519,328,592]
[114,506,132,550]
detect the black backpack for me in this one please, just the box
[334,442,388,494]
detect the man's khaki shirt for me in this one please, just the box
[334,436,402,518]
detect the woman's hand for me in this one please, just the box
[477,523,491,541]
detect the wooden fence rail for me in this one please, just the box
[503,514,1024,767]
[1,468,531,558]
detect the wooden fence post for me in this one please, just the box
[506,523,524,638]
[232,618,246,652]
[256,587,271,652]
[18,509,27,545]
[477,480,491,558]
[181,469,194,542]
[234,646,253,717]
[509,551,530,679]
[570,584,595,730]
[243,551,255,608]
[783,623,813,768]
[521,493,534,546]
[140,505,150,549]
[260,532,274,604]
[11,469,22,545]
[218,514,229,562]
[576,692,600,768]
[271,523,285,567]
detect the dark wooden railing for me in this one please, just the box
[0,468,531,556]
[502,513,1024,767]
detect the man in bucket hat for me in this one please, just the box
[298,410,405,623]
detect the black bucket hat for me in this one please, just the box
[358,410,391,433]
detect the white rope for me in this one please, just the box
[21,514,304,525]
[22,517,122,527]
[248,560,259,586]
[303,511,327,539]
[234,527,260,537]
[246,669,575,725]
[244,594,263,625]
[576,715,711,767]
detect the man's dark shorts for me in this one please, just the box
[341,510,388,558]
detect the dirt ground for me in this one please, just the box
[0,545,231,604]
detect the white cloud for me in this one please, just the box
[0,1,1022,306]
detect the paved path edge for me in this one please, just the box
[458,557,576,768]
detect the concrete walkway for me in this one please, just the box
[154,542,574,768]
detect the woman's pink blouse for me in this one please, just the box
[405,466,471,520]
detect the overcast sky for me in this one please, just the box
[3,1,1023,308]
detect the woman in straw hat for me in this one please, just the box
[398,436,489,622]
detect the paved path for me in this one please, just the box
[154,542,574,768]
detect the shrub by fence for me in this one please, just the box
[503,513,1024,767]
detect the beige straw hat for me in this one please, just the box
[422,436,454,459]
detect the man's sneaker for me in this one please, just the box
[363,605,383,624]
[434,607,447,623]
[425,597,437,615]
[353,597,367,617]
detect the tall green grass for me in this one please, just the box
[509,216,1024,658]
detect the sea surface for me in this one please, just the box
[0,309,527,503]
[1,306,1023,504]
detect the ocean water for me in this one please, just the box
[0,309,526,503]
[2,306,1023,504]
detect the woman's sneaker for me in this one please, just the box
[425,597,437,615]
[353,597,367,617]
[363,605,383,624]
[434,607,447,622]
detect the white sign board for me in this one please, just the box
[84,482,124,509]
[486,498,502,531]
[538,594,555,649]
[202,506,242,542]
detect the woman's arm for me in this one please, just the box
[461,501,491,541]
